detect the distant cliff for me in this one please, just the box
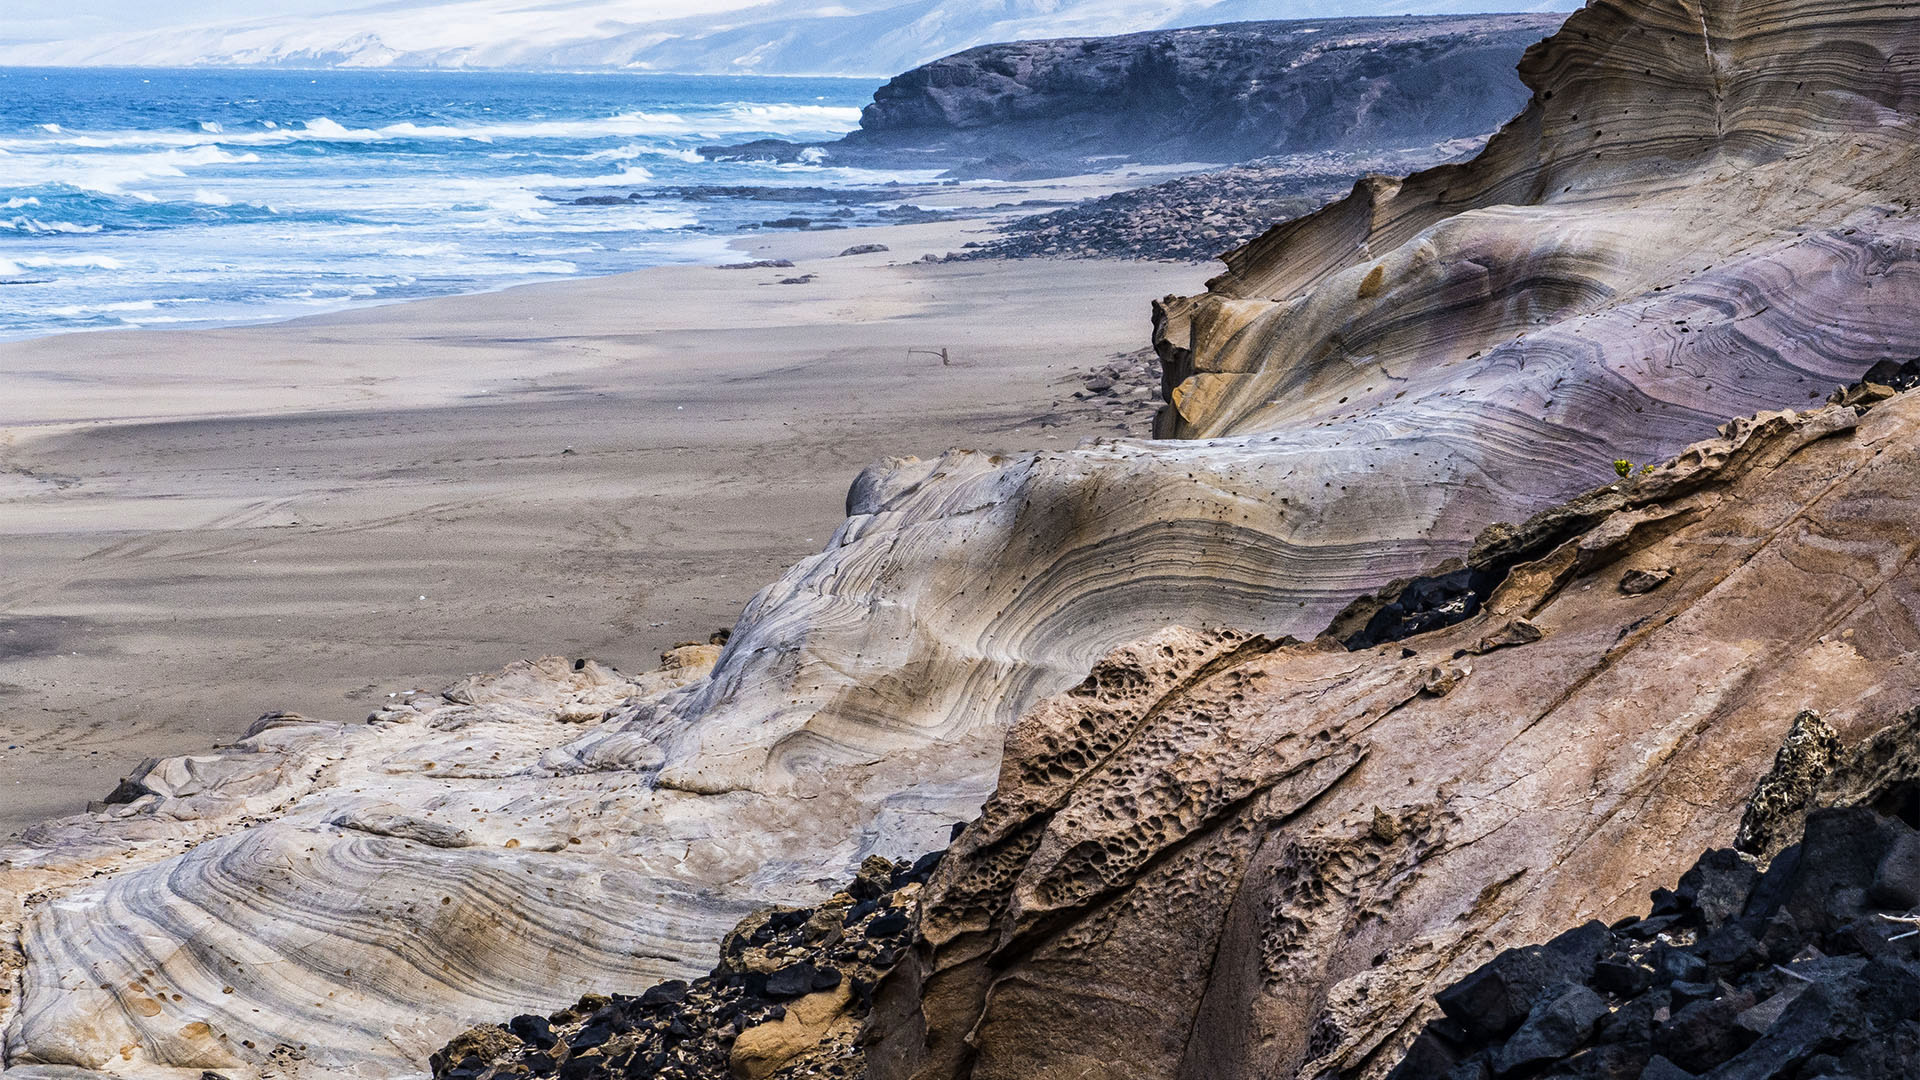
[829,14,1567,176]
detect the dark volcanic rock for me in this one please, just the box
[1435,939,1597,1041]
[848,15,1563,176]
[705,14,1566,179]
[955,141,1485,263]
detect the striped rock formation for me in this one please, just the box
[640,0,1920,866]
[868,391,1920,1079]
[5,0,1920,1075]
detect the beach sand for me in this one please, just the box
[0,219,1208,836]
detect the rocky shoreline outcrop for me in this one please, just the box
[953,140,1486,262]
[703,15,1563,179]
[864,388,1920,1079]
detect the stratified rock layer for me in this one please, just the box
[1153,0,1920,440]
[0,649,982,1079]
[431,852,937,1080]
[657,0,1920,931]
[866,392,1920,1080]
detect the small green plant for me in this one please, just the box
[1614,459,1633,478]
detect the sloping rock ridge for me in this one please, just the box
[6,0,1920,1076]
[866,390,1920,1079]
[704,15,1563,178]
[846,16,1562,177]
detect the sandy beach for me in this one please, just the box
[0,218,1207,837]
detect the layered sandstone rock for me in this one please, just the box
[6,0,1920,1076]
[653,0,1920,928]
[0,650,927,1080]
[430,852,938,1080]
[868,392,1920,1079]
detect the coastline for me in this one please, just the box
[0,215,1210,837]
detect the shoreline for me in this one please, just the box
[0,215,1211,837]
[0,162,1217,346]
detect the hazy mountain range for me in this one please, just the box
[0,0,1579,77]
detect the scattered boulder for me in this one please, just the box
[1488,984,1608,1074]
[727,983,853,1080]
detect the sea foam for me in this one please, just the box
[0,68,899,340]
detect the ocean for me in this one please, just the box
[0,67,928,340]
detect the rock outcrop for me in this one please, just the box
[1387,712,1920,1080]
[0,648,904,1080]
[432,852,939,1080]
[661,0,1920,996]
[705,15,1564,178]
[957,141,1489,262]
[867,391,1920,1079]
[6,0,1920,1076]
[1150,0,1920,439]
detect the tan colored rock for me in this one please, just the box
[627,0,1920,860]
[430,1025,521,1077]
[728,983,854,1080]
[869,393,1920,1080]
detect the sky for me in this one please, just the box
[5,1,766,42]
[5,0,345,40]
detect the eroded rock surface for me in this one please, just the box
[866,393,1920,1079]
[648,0,1920,959]
[1389,710,1920,1080]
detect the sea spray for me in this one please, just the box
[0,68,932,339]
